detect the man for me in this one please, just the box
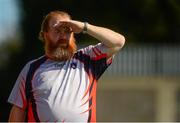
[8,11,125,122]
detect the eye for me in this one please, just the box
[58,26,72,34]
[52,25,72,34]
[54,29,59,33]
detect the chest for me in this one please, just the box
[31,60,89,100]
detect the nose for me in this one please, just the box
[59,33,68,40]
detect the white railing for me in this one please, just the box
[105,44,180,77]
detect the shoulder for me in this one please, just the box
[27,55,47,66]
[76,43,105,54]
[23,55,47,71]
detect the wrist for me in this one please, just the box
[82,22,88,34]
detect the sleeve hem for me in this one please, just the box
[7,99,24,109]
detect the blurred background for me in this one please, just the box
[0,0,180,121]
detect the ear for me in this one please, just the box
[43,32,48,41]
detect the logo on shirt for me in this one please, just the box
[70,62,77,69]
[54,62,65,68]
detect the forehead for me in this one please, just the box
[49,14,70,26]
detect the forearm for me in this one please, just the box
[86,23,125,48]
[9,105,25,122]
[63,20,125,48]
[60,20,125,56]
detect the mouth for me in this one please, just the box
[58,39,67,43]
[57,39,68,47]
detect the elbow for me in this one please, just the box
[116,35,125,48]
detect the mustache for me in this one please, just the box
[57,39,68,43]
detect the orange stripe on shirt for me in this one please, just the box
[27,102,36,122]
[92,47,100,56]
[91,54,107,61]
[80,68,97,122]
[89,79,97,122]
[20,88,27,110]
[81,72,94,100]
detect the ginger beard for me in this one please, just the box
[45,33,77,61]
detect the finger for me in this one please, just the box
[53,21,68,28]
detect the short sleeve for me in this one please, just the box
[80,43,113,65]
[8,62,30,109]
[77,43,113,80]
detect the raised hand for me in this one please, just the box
[53,20,84,34]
